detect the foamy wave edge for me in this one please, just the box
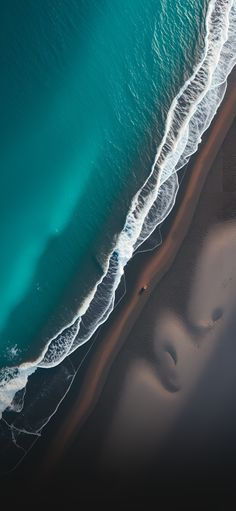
[1,0,235,418]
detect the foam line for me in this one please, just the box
[0,0,235,419]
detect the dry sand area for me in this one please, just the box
[38,72,236,495]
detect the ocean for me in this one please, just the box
[0,0,235,462]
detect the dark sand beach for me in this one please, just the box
[6,68,236,503]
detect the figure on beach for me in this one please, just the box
[101,219,236,473]
[139,284,148,294]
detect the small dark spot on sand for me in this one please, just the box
[212,307,223,322]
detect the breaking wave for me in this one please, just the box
[0,0,236,471]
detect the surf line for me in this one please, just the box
[21,0,236,370]
[41,67,236,477]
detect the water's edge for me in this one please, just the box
[0,0,235,440]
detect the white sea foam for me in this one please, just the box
[0,0,235,439]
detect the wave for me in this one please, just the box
[1,0,236,464]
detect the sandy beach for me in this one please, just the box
[34,66,236,485]
[4,67,235,505]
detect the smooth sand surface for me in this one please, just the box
[101,221,236,472]
[41,69,236,477]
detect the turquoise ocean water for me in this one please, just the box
[0,0,208,367]
[0,0,236,469]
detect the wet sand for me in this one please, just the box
[94,119,236,499]
[40,67,236,479]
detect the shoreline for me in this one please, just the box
[41,66,236,475]
[14,0,234,371]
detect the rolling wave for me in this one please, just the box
[0,0,235,450]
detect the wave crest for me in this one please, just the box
[0,0,235,472]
